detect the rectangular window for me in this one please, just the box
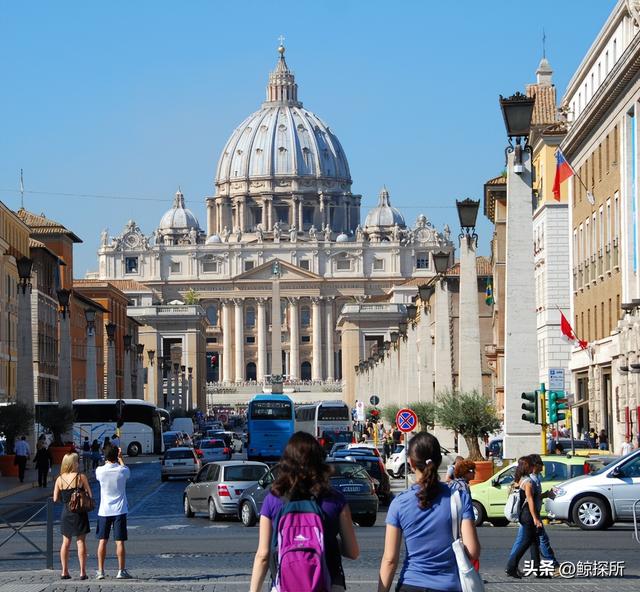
[609,298,612,334]
[600,302,605,340]
[336,259,351,271]
[125,257,139,274]
[246,336,256,344]
[416,253,429,269]
[585,219,590,261]
[373,258,384,271]
[598,145,602,181]
[299,259,310,270]
[614,192,620,239]
[301,335,311,343]
[202,260,218,273]
[598,207,604,254]
[606,199,611,246]
[606,134,610,172]
[170,261,181,274]
[302,207,314,225]
[244,261,255,271]
[592,213,597,257]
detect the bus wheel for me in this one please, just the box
[127,442,141,457]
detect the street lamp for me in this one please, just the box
[84,308,96,333]
[123,334,132,352]
[456,198,480,245]
[398,320,408,335]
[390,331,399,344]
[432,251,450,275]
[406,303,418,321]
[57,289,71,318]
[105,322,116,342]
[147,350,155,365]
[499,92,535,173]
[16,256,33,294]
[136,343,144,359]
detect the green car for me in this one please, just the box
[469,455,592,526]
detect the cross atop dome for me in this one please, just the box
[266,39,301,106]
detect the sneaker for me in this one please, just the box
[116,569,132,579]
[95,570,105,580]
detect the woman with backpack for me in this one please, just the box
[378,432,480,592]
[505,456,541,578]
[249,431,359,592]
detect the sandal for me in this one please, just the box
[60,574,71,580]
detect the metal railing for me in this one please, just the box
[0,498,54,568]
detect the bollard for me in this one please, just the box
[46,498,54,570]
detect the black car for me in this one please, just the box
[237,460,379,528]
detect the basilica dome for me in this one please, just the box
[215,45,351,195]
[364,187,406,228]
[159,189,200,232]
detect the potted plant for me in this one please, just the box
[39,405,75,464]
[0,403,34,476]
[436,389,501,480]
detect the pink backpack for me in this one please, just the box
[271,498,332,592]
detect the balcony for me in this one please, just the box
[128,304,207,320]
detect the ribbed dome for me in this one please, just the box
[336,232,350,243]
[205,234,222,244]
[364,187,406,228]
[159,190,200,231]
[215,46,351,189]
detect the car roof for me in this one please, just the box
[204,460,268,467]
[164,446,194,451]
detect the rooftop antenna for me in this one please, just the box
[19,169,24,209]
[542,27,547,59]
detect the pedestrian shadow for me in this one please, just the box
[149,573,250,582]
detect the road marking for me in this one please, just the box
[206,524,230,528]
[158,524,190,530]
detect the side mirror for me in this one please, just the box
[609,467,624,479]
[257,479,264,488]
[492,479,501,488]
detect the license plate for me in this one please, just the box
[341,486,360,493]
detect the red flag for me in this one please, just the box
[560,312,575,340]
[552,150,574,201]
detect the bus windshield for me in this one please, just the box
[250,401,292,420]
[318,406,350,421]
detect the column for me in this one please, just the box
[311,297,323,380]
[261,200,268,231]
[17,277,35,439]
[136,346,145,400]
[266,198,273,231]
[106,337,116,398]
[325,297,335,380]
[180,366,187,409]
[147,352,156,405]
[234,299,244,382]
[288,297,300,380]
[187,368,193,412]
[123,336,132,398]
[257,299,267,382]
[58,310,72,406]
[434,281,452,393]
[222,300,232,383]
[416,306,434,402]
[271,278,283,377]
[298,197,304,229]
[458,236,483,393]
[86,319,98,399]
[207,200,215,237]
[503,148,540,458]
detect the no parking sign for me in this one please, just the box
[395,408,418,433]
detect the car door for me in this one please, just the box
[189,465,211,511]
[609,454,640,519]
[203,464,221,508]
[487,465,516,515]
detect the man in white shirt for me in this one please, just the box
[95,446,131,579]
[14,436,31,483]
[621,435,634,456]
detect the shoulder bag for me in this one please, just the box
[450,490,485,592]
[68,474,95,513]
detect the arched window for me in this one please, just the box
[206,305,218,326]
[246,306,256,327]
[300,361,312,381]
[246,362,257,381]
[301,306,311,326]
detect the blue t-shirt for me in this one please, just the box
[386,482,473,591]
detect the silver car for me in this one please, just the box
[183,460,269,521]
[161,447,201,481]
[198,439,231,463]
[545,449,640,530]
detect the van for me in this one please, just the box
[171,418,195,436]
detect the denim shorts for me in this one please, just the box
[96,514,127,541]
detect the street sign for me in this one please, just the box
[548,368,565,391]
[395,408,418,433]
[369,395,380,406]
[355,401,365,422]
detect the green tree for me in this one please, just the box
[0,403,34,454]
[409,401,436,431]
[435,389,501,461]
[184,288,200,305]
[382,404,400,427]
[39,405,75,446]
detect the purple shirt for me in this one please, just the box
[261,489,347,586]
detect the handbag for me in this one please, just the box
[450,490,485,592]
[68,474,95,513]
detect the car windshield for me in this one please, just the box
[201,440,224,449]
[329,463,370,479]
[224,465,267,482]
[164,450,194,460]
[393,445,404,454]
[589,457,623,475]
[354,460,381,478]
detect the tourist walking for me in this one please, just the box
[527,454,559,570]
[14,435,31,483]
[81,437,92,473]
[505,456,541,578]
[249,431,359,592]
[90,439,101,471]
[378,432,480,592]
[621,434,634,456]
[95,446,132,580]
[52,453,92,580]
[448,459,476,494]
[33,441,53,488]
[598,430,609,451]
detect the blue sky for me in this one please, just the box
[0,0,616,276]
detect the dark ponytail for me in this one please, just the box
[408,432,442,509]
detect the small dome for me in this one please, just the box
[159,190,200,232]
[206,234,222,244]
[336,232,350,243]
[364,187,406,228]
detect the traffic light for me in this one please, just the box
[547,391,568,423]
[521,391,538,424]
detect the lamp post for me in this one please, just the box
[147,349,156,405]
[57,289,72,406]
[105,323,117,398]
[16,257,35,446]
[136,344,144,400]
[173,362,180,409]
[180,364,186,410]
[456,197,483,395]
[85,309,98,399]
[187,366,193,411]
[123,334,132,398]
[499,91,539,459]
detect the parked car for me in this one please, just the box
[470,455,593,526]
[345,443,381,457]
[341,453,391,504]
[161,447,201,481]
[386,444,456,480]
[545,449,640,530]
[163,430,192,449]
[198,439,231,463]
[486,437,503,460]
[206,430,243,453]
[236,460,379,528]
[328,442,349,457]
[183,460,269,521]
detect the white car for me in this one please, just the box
[386,444,456,479]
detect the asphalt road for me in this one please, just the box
[0,458,639,591]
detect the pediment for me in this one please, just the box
[233,259,322,281]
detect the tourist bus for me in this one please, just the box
[295,400,353,451]
[73,399,164,456]
[246,394,294,461]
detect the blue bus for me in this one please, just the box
[246,394,294,461]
